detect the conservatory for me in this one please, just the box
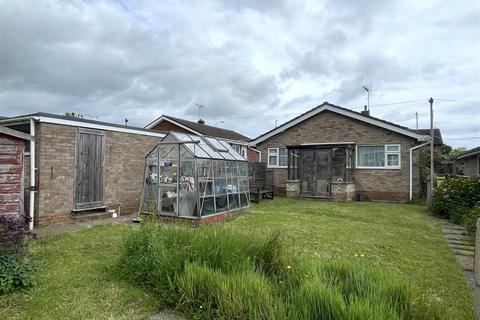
[140,132,250,219]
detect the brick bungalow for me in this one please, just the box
[249,102,432,202]
[145,115,260,162]
[458,147,480,176]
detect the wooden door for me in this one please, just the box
[75,128,105,210]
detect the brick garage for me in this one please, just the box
[35,123,161,225]
[251,102,431,202]
[1,114,165,226]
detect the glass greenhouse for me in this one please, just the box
[140,132,250,218]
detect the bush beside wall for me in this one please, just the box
[432,177,480,224]
[0,214,36,294]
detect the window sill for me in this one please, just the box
[267,166,288,169]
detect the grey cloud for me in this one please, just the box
[0,0,478,148]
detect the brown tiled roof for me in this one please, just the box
[162,115,250,141]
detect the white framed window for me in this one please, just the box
[268,147,288,167]
[356,144,401,169]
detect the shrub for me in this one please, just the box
[0,214,35,254]
[0,252,36,294]
[118,223,446,320]
[432,177,480,220]
[464,202,480,234]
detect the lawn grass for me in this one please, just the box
[0,224,161,320]
[226,198,473,319]
[0,197,473,319]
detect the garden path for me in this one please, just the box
[440,219,475,289]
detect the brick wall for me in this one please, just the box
[35,123,159,225]
[256,110,421,202]
[151,121,192,134]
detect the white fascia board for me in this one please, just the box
[250,105,428,145]
[37,116,165,138]
[222,138,249,146]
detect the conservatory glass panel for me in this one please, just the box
[198,139,224,159]
[142,146,159,214]
[198,158,215,216]
[177,146,196,217]
[157,144,179,215]
[219,140,244,160]
[205,137,228,152]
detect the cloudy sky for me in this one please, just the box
[0,0,479,147]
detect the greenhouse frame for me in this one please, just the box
[140,132,250,219]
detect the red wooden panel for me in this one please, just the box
[0,174,21,184]
[0,165,21,174]
[0,135,23,145]
[0,154,21,165]
[0,145,23,155]
[0,193,20,202]
[0,184,20,193]
[0,203,20,214]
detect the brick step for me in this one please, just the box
[440,223,467,231]
[71,211,112,223]
[448,239,473,246]
[452,249,474,257]
[442,228,468,235]
[448,243,474,251]
[445,234,471,241]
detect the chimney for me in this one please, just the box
[197,119,205,125]
[360,105,370,116]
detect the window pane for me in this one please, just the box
[279,148,288,166]
[358,146,385,167]
[268,148,278,155]
[387,154,399,166]
[386,145,400,152]
[268,155,277,166]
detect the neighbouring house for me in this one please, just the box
[249,102,432,202]
[417,129,443,152]
[145,115,260,162]
[0,113,166,227]
[458,147,480,176]
[0,127,33,220]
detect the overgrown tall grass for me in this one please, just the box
[117,222,446,319]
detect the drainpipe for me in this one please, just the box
[409,141,431,202]
[29,119,36,230]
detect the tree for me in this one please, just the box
[442,144,452,155]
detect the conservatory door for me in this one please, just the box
[299,149,331,197]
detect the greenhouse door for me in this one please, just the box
[75,128,105,210]
[299,149,331,197]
